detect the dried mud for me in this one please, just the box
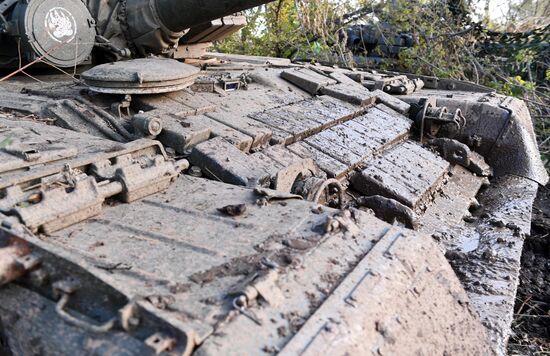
[509,184,550,355]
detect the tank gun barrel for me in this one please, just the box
[123,0,274,54]
[155,0,274,32]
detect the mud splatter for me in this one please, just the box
[509,186,550,355]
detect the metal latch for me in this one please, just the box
[0,142,189,233]
[229,269,283,326]
[7,176,121,234]
[90,153,185,202]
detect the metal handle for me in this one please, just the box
[55,293,117,333]
[232,295,262,326]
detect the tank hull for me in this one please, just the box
[0,53,546,356]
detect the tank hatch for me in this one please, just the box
[81,58,200,94]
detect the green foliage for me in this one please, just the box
[214,0,355,60]
[214,1,308,59]
[489,76,537,97]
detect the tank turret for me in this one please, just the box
[0,0,274,67]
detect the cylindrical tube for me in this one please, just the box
[154,0,274,32]
[132,113,163,137]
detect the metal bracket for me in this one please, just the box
[220,78,241,91]
[413,97,466,142]
[0,142,189,233]
[429,138,493,176]
[55,293,117,333]
[145,333,176,354]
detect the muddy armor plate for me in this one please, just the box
[0,48,547,356]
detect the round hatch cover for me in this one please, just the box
[15,0,96,67]
[81,58,201,94]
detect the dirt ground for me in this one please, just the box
[508,184,550,355]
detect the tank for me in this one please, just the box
[345,24,414,58]
[0,1,547,355]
